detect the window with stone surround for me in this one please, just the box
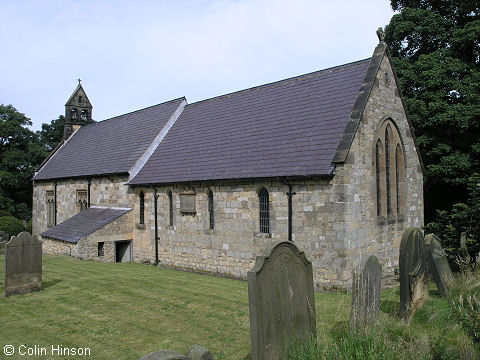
[46,190,55,227]
[168,191,174,227]
[76,190,88,212]
[258,187,270,234]
[207,189,214,230]
[98,242,104,257]
[374,119,406,222]
[139,191,145,225]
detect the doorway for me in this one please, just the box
[115,240,132,263]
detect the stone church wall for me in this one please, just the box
[33,175,132,236]
[339,55,424,285]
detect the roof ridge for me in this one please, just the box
[83,96,186,127]
[187,58,371,108]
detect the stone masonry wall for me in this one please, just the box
[33,175,134,258]
[339,54,424,285]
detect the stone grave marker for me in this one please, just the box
[460,232,470,264]
[248,241,316,360]
[350,255,382,333]
[399,227,429,321]
[4,231,42,297]
[424,234,454,297]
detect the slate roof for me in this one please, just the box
[40,206,131,243]
[128,58,371,185]
[33,98,185,180]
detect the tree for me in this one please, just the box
[38,115,65,152]
[384,1,480,254]
[0,105,48,220]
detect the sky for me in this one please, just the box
[0,0,395,132]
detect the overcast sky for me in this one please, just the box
[1,0,395,131]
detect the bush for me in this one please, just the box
[449,256,480,347]
[25,218,32,233]
[0,209,11,217]
[0,216,25,238]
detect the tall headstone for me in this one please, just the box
[248,241,316,360]
[350,255,382,333]
[425,234,454,297]
[4,231,42,297]
[399,228,429,321]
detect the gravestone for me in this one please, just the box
[425,234,454,297]
[399,227,429,321]
[186,345,213,360]
[4,231,42,297]
[460,232,470,264]
[350,255,382,333]
[248,241,316,360]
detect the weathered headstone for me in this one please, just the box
[425,234,454,297]
[4,231,42,297]
[460,232,470,264]
[248,241,316,360]
[139,350,188,360]
[399,227,429,321]
[350,255,382,333]
[186,345,213,360]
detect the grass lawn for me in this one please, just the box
[0,255,475,359]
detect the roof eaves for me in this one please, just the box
[332,42,386,163]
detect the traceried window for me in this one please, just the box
[139,191,145,225]
[258,187,270,234]
[76,190,88,212]
[374,119,406,221]
[46,190,55,227]
[207,189,214,230]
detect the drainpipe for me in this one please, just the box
[54,181,57,226]
[286,183,296,242]
[153,187,159,265]
[87,178,91,207]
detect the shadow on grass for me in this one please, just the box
[42,279,62,290]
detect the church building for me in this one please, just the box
[32,42,424,289]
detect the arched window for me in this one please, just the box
[71,108,78,119]
[139,191,145,225]
[375,140,382,217]
[385,125,392,216]
[81,109,88,120]
[258,187,270,234]
[374,119,406,220]
[396,144,405,215]
[208,189,214,230]
[168,191,173,227]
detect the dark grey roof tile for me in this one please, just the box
[40,206,131,242]
[129,58,370,184]
[33,98,185,180]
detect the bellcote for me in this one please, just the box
[63,79,94,140]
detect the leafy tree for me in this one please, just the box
[0,105,48,220]
[38,115,64,152]
[384,1,480,255]
[0,216,25,238]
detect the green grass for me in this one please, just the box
[0,255,476,359]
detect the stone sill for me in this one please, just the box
[254,232,272,238]
[204,229,215,235]
[136,224,146,230]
